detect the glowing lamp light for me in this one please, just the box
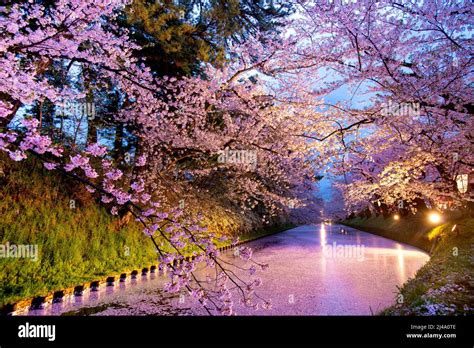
[393,214,400,221]
[455,174,469,194]
[428,212,442,224]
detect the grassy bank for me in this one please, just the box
[0,155,292,308]
[341,215,474,315]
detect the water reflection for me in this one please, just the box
[396,244,407,283]
[320,223,327,247]
[20,224,428,316]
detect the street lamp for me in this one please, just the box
[455,173,470,194]
[393,214,400,221]
[428,211,442,224]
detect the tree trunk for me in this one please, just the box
[113,124,124,163]
[87,117,98,144]
[0,98,21,129]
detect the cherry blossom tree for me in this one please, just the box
[0,0,321,315]
[3,0,471,315]
[290,0,474,213]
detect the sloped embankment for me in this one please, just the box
[0,154,291,308]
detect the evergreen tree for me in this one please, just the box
[122,0,293,76]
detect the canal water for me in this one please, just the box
[23,224,429,316]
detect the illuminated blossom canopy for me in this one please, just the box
[0,0,472,314]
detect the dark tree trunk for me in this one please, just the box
[87,118,98,144]
[0,98,21,129]
[113,124,124,162]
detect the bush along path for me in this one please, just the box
[342,215,474,315]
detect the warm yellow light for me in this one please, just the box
[393,214,400,221]
[428,212,442,224]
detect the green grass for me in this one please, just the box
[0,155,292,307]
[0,156,160,306]
[342,214,474,315]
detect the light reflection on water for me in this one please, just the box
[320,223,327,247]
